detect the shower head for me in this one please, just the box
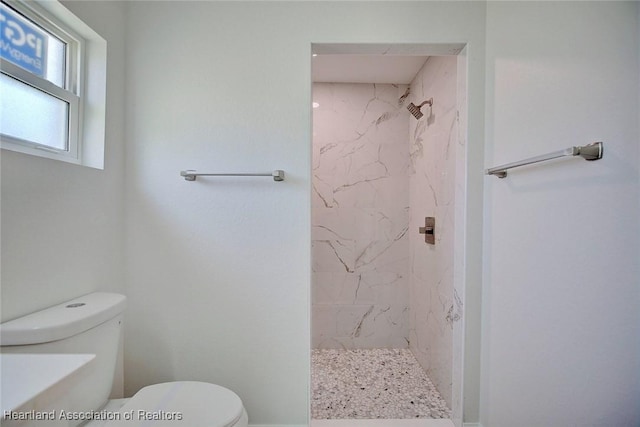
[407,98,433,119]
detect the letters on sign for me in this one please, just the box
[1,3,48,78]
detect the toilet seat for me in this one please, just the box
[105,381,245,426]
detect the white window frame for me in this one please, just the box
[0,0,106,169]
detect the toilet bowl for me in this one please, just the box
[0,293,248,427]
[99,382,248,427]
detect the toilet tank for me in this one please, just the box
[0,292,127,422]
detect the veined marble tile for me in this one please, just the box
[312,239,356,273]
[336,305,377,337]
[313,174,339,209]
[354,235,408,273]
[408,56,458,409]
[312,303,409,349]
[354,207,408,241]
[313,83,410,349]
[362,263,409,303]
[313,272,375,305]
[313,207,360,241]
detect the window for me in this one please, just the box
[0,0,106,168]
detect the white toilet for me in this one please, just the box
[0,292,249,427]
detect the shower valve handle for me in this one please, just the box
[418,217,436,245]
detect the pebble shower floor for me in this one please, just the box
[311,349,451,419]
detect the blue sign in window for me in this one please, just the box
[0,3,48,78]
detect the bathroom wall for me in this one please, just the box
[0,1,127,322]
[0,0,126,397]
[408,56,458,409]
[312,83,411,349]
[122,2,487,425]
[481,2,640,426]
[2,2,636,426]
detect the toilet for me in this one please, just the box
[0,292,248,427]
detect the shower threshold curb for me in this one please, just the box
[311,419,455,427]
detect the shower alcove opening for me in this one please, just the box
[311,44,468,425]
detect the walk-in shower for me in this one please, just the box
[311,48,464,421]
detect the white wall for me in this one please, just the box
[123,2,487,425]
[481,2,640,426]
[1,1,126,322]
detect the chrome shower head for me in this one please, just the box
[407,98,433,119]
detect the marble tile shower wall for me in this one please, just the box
[312,83,411,349]
[408,56,458,408]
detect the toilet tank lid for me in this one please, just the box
[0,292,127,346]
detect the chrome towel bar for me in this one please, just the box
[485,142,603,178]
[180,170,285,182]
